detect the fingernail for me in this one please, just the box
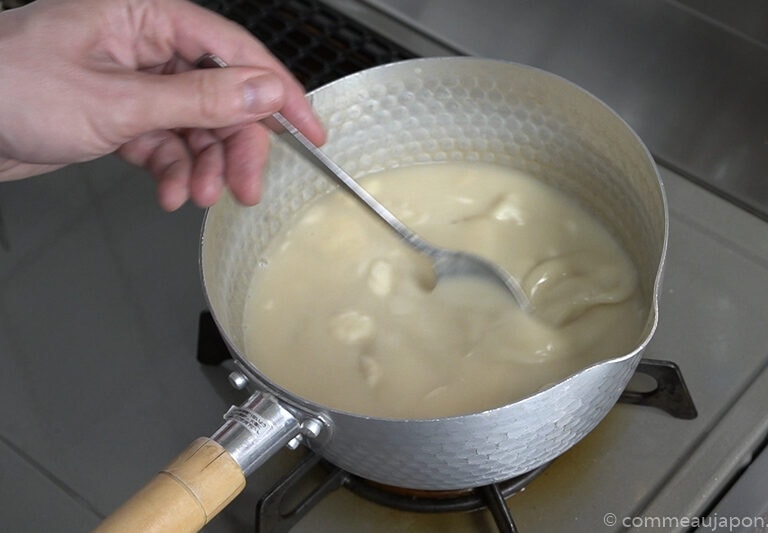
[243,74,284,114]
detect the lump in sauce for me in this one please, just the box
[243,162,645,419]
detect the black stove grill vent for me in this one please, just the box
[198,0,416,90]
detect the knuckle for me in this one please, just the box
[193,72,239,123]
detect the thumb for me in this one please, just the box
[119,67,286,134]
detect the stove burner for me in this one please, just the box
[254,450,549,533]
[345,463,549,515]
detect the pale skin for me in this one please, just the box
[0,0,327,211]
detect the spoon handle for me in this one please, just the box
[196,53,425,252]
[196,54,529,310]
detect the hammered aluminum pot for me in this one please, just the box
[95,57,667,532]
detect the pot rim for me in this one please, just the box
[199,56,669,425]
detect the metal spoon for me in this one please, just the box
[197,54,531,311]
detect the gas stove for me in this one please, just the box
[198,313,697,532]
[193,1,768,531]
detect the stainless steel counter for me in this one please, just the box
[334,0,768,220]
[2,2,767,532]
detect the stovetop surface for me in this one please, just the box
[361,0,768,223]
[1,1,767,532]
[197,1,768,529]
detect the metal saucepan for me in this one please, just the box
[95,57,667,532]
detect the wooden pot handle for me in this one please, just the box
[93,437,245,533]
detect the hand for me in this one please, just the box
[0,0,326,210]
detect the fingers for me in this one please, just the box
[114,65,323,211]
[155,0,327,145]
[114,67,293,210]
[111,0,328,209]
[115,68,286,139]
[185,128,225,207]
[220,123,271,206]
[118,122,272,211]
[124,0,326,146]
[119,130,192,211]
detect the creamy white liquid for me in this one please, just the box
[243,162,644,419]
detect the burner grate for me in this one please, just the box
[254,450,549,533]
[196,0,416,90]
